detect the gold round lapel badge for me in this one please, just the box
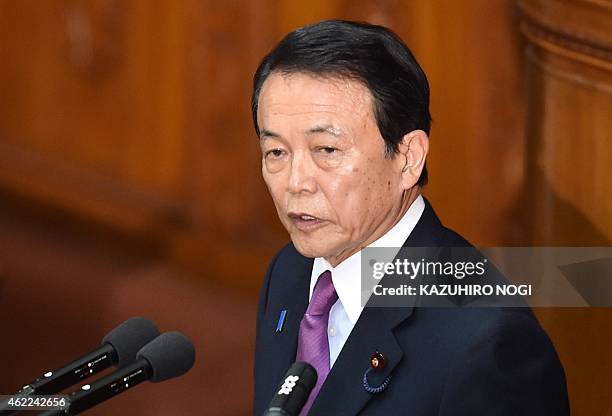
[370,352,386,371]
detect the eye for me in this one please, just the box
[317,146,338,154]
[265,148,286,158]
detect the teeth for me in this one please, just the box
[300,215,316,220]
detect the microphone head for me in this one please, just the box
[265,362,317,416]
[102,317,161,367]
[137,331,196,382]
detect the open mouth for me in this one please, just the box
[287,212,326,231]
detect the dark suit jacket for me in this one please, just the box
[254,199,569,415]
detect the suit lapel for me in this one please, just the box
[262,252,313,397]
[309,198,445,415]
[309,305,413,415]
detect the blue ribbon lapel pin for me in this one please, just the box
[276,309,288,333]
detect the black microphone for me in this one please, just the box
[263,362,317,416]
[0,317,160,415]
[42,331,195,415]
[23,317,160,394]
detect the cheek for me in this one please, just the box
[328,166,396,224]
[263,171,286,207]
[324,170,374,222]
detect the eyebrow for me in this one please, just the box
[259,124,344,140]
[305,124,343,137]
[259,129,280,139]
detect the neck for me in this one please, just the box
[325,187,421,267]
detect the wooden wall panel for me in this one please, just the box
[400,0,527,246]
[0,0,188,236]
[520,0,612,244]
[164,0,284,292]
[518,0,612,414]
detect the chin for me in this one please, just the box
[290,235,335,259]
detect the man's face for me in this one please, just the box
[257,72,407,263]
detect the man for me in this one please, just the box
[252,20,568,415]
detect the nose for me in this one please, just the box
[287,150,317,195]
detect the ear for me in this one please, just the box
[396,129,429,190]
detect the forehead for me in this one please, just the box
[257,72,375,128]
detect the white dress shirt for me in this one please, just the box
[308,195,425,367]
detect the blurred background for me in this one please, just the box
[0,0,610,414]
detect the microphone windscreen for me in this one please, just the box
[102,317,161,367]
[137,331,196,382]
[266,362,317,415]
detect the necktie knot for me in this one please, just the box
[307,270,338,316]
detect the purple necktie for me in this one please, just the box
[296,270,338,415]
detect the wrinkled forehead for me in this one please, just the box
[256,71,376,131]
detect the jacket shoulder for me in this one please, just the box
[439,226,472,247]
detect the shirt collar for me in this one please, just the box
[310,194,425,324]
